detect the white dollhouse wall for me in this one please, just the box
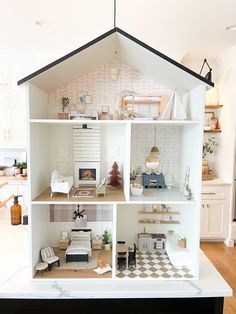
[28,83,48,119]
[30,124,50,200]
[31,205,50,276]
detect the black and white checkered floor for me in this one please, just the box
[116,251,193,279]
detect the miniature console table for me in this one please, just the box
[142,173,166,188]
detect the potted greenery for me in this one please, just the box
[202,137,217,180]
[102,229,112,250]
[58,97,69,119]
[178,236,187,248]
[16,162,27,176]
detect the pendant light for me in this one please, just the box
[145,126,160,170]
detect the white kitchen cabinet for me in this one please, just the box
[201,182,230,240]
[0,89,27,148]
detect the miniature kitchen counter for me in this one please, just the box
[0,215,232,313]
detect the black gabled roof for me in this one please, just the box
[18,27,214,87]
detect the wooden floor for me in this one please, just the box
[35,248,112,279]
[33,186,125,202]
[35,268,112,278]
[201,242,236,314]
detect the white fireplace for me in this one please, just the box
[74,161,100,187]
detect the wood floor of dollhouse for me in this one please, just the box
[33,186,125,202]
[116,251,193,279]
[34,248,112,279]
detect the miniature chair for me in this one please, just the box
[50,169,73,198]
[41,247,60,271]
[117,252,127,269]
[96,177,108,197]
[128,243,136,268]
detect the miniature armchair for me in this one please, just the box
[96,177,108,197]
[50,169,73,198]
[40,247,60,271]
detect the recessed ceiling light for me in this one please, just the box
[225,24,236,31]
[35,20,50,27]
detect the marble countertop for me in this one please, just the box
[202,178,231,185]
[0,211,232,299]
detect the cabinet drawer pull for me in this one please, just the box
[202,192,216,195]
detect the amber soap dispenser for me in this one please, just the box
[10,195,22,225]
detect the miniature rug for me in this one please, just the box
[116,250,193,279]
[73,188,94,197]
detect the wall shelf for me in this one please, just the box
[30,118,201,126]
[205,105,223,109]
[138,219,180,224]
[204,129,221,133]
[138,211,180,215]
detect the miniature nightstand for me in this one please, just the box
[92,239,103,250]
[58,239,70,250]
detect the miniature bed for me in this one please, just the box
[65,229,92,263]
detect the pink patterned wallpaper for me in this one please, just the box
[48,61,171,118]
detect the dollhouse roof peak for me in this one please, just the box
[18,27,213,94]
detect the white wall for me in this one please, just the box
[214,45,236,183]
[100,124,126,182]
[31,205,50,276]
[49,221,113,247]
[48,124,126,181]
[49,125,74,176]
[30,124,50,199]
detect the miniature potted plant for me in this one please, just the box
[130,166,143,196]
[58,97,69,119]
[102,229,112,250]
[202,137,217,180]
[178,236,187,248]
[16,162,27,176]
[130,182,143,196]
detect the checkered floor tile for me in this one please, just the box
[116,251,193,279]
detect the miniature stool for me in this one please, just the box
[35,262,48,277]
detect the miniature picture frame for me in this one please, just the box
[102,105,109,113]
[85,95,92,104]
[79,94,92,104]
[204,112,214,130]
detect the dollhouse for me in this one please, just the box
[18,27,212,280]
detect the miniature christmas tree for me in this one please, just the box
[108,161,121,187]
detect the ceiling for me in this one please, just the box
[1,0,236,64]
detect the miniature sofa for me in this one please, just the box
[50,170,74,198]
